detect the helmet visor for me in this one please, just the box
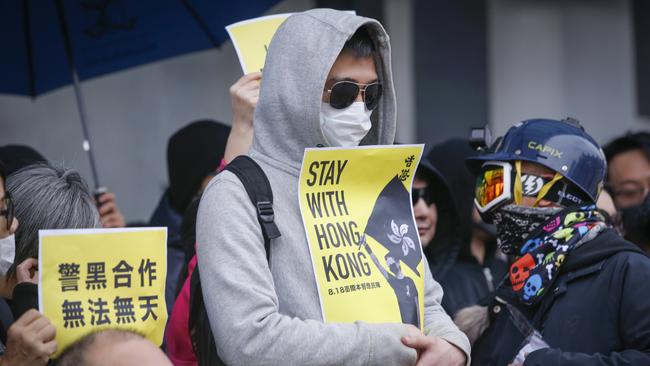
[475,161,513,213]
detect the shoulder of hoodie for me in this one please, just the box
[201,170,248,205]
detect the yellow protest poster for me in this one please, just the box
[226,13,291,74]
[38,228,167,357]
[299,145,425,329]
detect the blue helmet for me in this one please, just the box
[467,118,606,203]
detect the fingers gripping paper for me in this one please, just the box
[38,228,167,357]
[299,145,425,329]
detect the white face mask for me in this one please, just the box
[0,234,15,276]
[320,102,373,147]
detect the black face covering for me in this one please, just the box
[492,204,562,255]
[620,193,650,250]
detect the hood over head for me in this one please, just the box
[415,157,458,246]
[250,9,396,174]
[0,145,47,176]
[167,120,230,213]
[428,139,477,241]
[428,138,497,262]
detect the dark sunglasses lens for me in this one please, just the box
[412,188,425,206]
[364,83,382,110]
[330,82,359,109]
[4,198,12,230]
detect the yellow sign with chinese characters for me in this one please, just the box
[298,145,425,329]
[38,228,167,357]
[226,13,291,74]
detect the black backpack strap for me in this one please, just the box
[188,267,225,366]
[189,156,281,366]
[225,156,281,260]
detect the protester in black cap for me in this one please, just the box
[165,120,231,215]
[0,145,46,177]
[149,120,230,314]
[152,72,261,315]
[414,138,507,316]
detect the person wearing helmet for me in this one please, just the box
[454,119,650,365]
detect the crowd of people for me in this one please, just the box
[0,8,649,366]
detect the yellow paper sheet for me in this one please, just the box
[298,145,425,329]
[226,13,291,74]
[38,228,167,357]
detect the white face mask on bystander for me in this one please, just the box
[0,234,15,276]
[320,102,372,147]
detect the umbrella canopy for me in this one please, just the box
[0,0,280,188]
[0,0,280,97]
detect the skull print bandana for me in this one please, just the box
[505,205,607,306]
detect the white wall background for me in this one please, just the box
[2,0,648,222]
[488,0,650,143]
[0,0,416,223]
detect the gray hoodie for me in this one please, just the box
[196,9,470,366]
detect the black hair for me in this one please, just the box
[341,25,376,58]
[0,145,47,176]
[189,267,225,366]
[603,131,650,167]
[0,160,6,183]
[173,197,200,299]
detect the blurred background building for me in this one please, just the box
[0,0,648,222]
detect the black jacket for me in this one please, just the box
[436,251,507,316]
[471,229,650,365]
[425,139,507,316]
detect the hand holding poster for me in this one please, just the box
[299,145,424,328]
[38,228,167,357]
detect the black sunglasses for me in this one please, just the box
[0,192,13,231]
[411,187,432,206]
[326,81,382,110]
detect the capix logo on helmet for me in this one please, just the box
[527,141,563,158]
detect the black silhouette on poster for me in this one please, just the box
[360,176,422,328]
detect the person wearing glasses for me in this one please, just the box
[0,161,57,365]
[454,119,650,365]
[603,132,650,253]
[196,9,469,366]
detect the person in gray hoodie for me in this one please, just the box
[196,9,470,366]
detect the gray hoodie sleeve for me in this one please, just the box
[422,259,472,364]
[196,173,417,366]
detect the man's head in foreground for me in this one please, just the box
[249,9,397,168]
[55,330,171,366]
